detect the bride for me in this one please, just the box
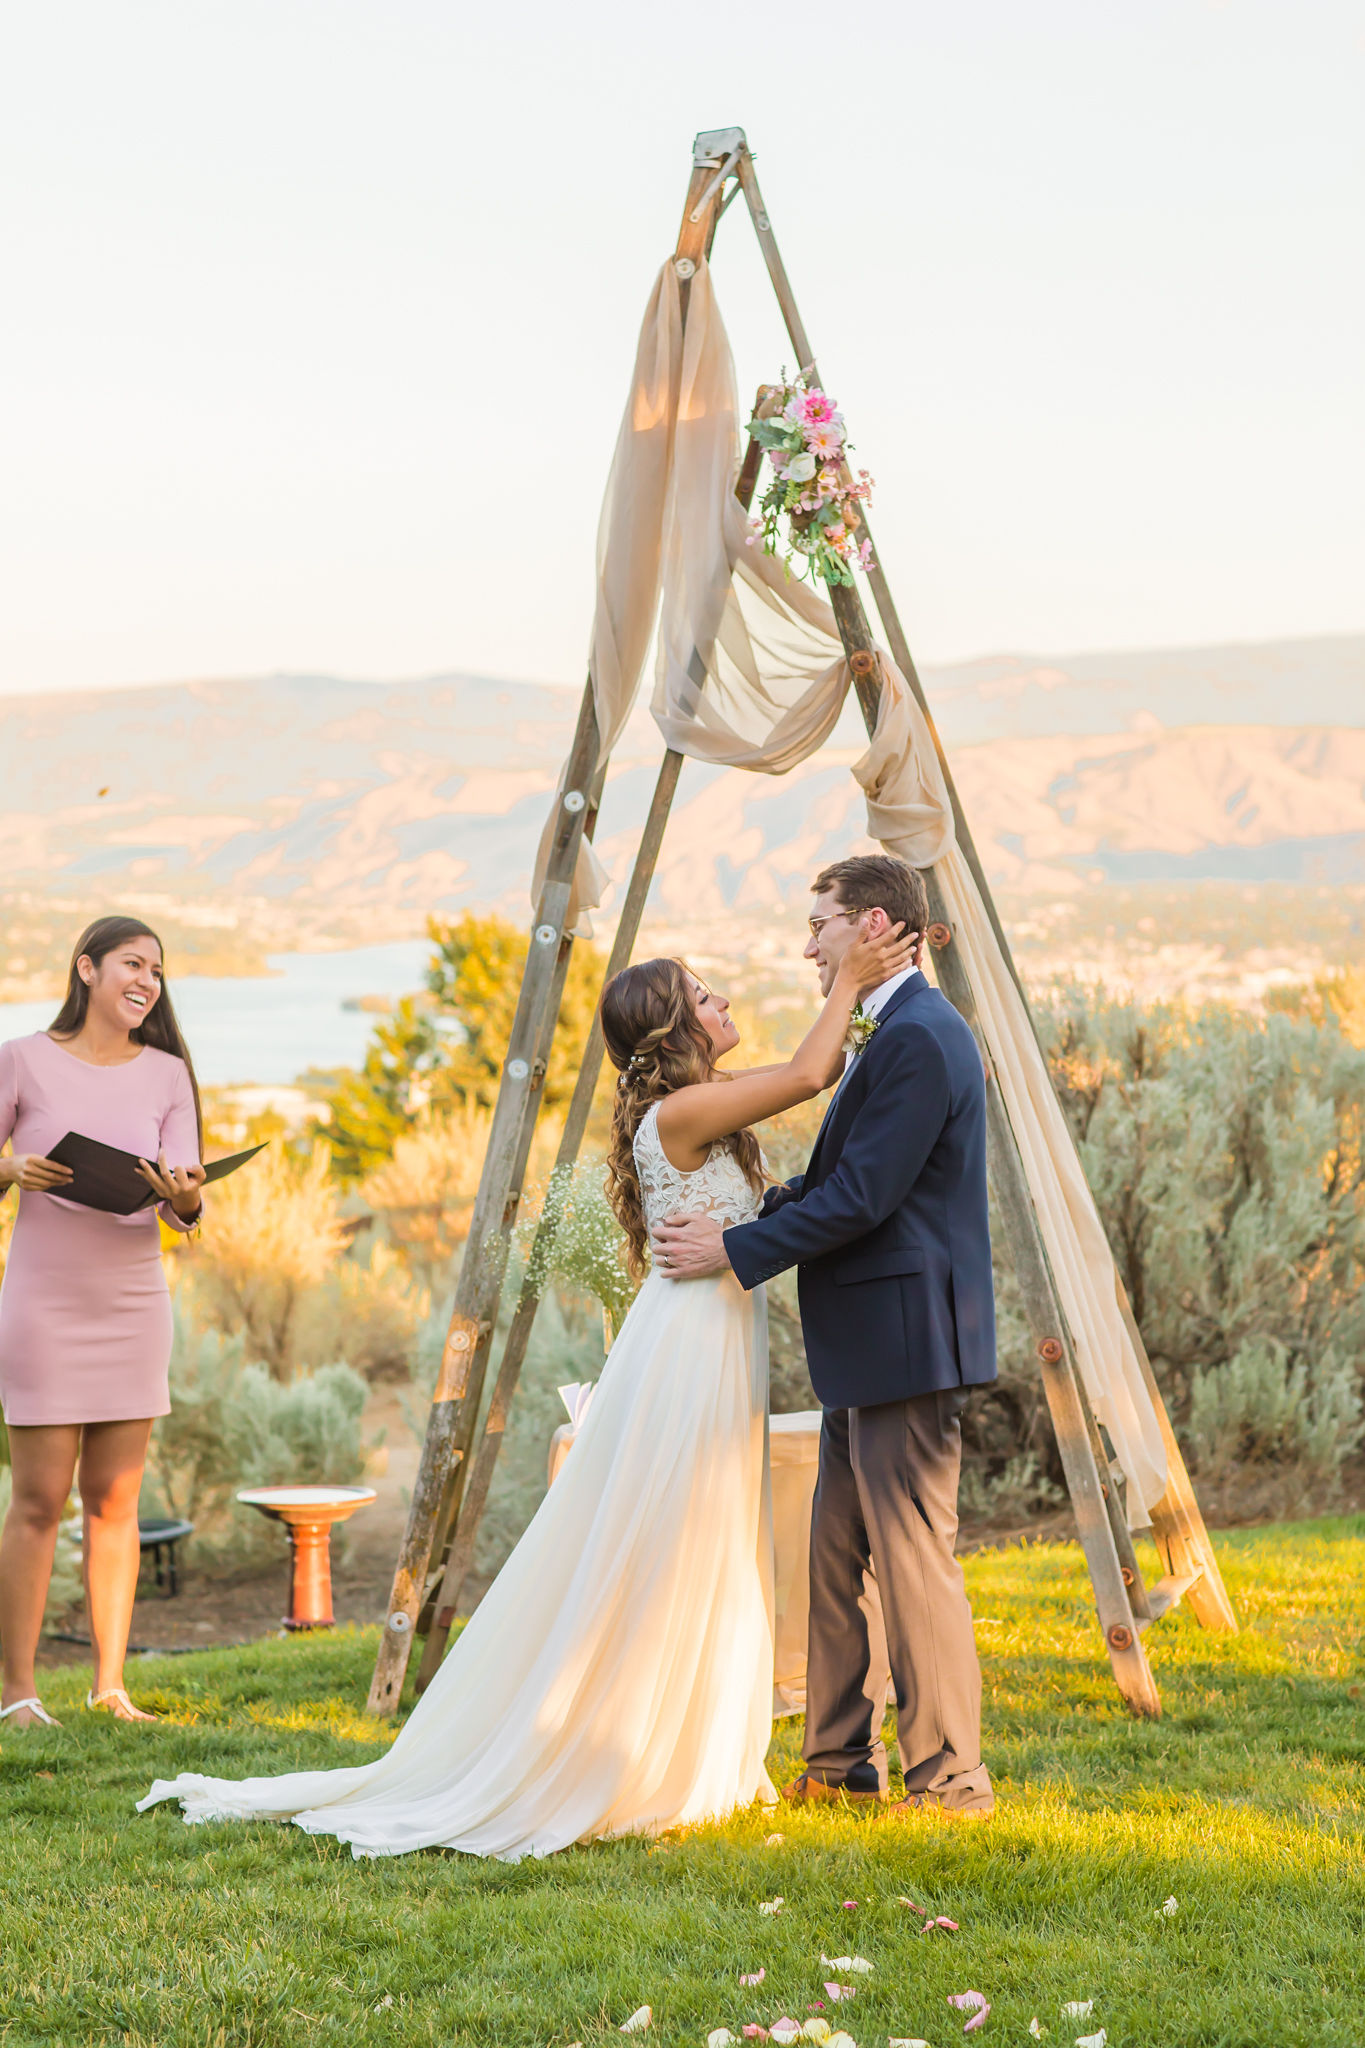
[139,920,914,1860]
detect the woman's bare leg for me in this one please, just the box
[79,1418,155,1719]
[1,1423,82,1724]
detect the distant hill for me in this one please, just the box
[2,637,1361,931]
[916,635,1364,746]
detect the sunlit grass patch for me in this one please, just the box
[0,1520,1360,2045]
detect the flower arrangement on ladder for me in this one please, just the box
[745,378,875,587]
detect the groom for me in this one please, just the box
[653,853,996,1816]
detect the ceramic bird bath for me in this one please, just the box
[236,1484,377,1630]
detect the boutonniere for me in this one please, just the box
[843,1004,879,1057]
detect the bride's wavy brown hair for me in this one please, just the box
[601,957,763,1279]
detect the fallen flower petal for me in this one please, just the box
[372,1994,394,2011]
[802,2023,833,2044]
[1061,2003,1093,2020]
[1075,2034,1107,2048]
[742,2031,769,2042]
[708,2032,737,2048]
[764,1833,785,1847]
[1159,1896,1179,1916]
[841,1899,858,1910]
[889,2039,930,2047]
[1029,2023,1044,2039]
[935,1918,960,1932]
[769,2022,802,2045]
[823,1983,856,2002]
[620,2009,652,2034]
[739,1970,766,1986]
[827,2036,858,2048]
[759,1897,785,1916]
[819,1956,872,1974]
[898,1897,928,1915]
[949,1990,991,2030]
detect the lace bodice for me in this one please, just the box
[632,1103,761,1236]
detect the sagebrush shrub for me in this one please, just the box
[1023,992,1365,1511]
[142,1309,372,1569]
[290,1240,430,1381]
[180,1141,346,1375]
[1188,1336,1363,1482]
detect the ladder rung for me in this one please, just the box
[1136,1569,1204,1630]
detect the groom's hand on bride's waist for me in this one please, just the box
[652,1212,732,1280]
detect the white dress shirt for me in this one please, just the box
[861,966,916,1023]
[839,966,918,1079]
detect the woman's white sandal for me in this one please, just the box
[0,1697,62,1728]
[85,1687,158,1722]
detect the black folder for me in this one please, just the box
[43,1133,267,1215]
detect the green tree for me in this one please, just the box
[315,914,606,1181]
[313,997,445,1182]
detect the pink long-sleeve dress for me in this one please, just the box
[0,1033,201,1427]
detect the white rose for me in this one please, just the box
[787,452,816,482]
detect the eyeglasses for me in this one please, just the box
[807,910,861,941]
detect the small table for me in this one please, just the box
[236,1485,377,1631]
[138,1517,196,1597]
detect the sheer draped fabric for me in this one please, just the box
[561,258,1167,1520]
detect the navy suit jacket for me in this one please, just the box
[723,970,997,1409]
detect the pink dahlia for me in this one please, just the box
[798,387,837,425]
[805,421,845,461]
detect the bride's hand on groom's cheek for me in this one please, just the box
[843,918,919,985]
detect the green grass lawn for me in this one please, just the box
[2,1519,1362,2048]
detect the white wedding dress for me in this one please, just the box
[139,1105,776,1860]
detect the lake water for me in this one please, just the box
[0,940,433,1086]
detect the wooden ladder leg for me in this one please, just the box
[409,903,590,1661]
[366,685,603,1716]
[1115,1278,1237,1633]
[415,754,685,1675]
[1089,1417,1153,1624]
[975,1006,1159,1715]
[968,937,1159,1713]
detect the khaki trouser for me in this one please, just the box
[802,1389,994,1811]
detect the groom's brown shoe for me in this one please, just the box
[782,1771,882,1808]
[891,1786,995,1820]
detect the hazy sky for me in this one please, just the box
[3,1,1361,698]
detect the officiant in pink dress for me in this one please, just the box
[0,917,206,1732]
